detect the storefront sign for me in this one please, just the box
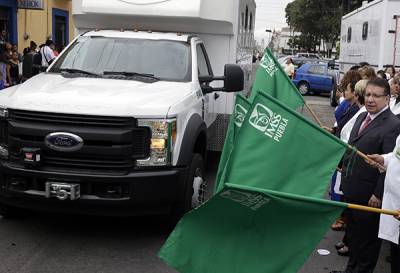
[18,0,44,10]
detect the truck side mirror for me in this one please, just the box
[199,64,244,93]
[224,64,244,92]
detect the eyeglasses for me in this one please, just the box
[364,93,388,99]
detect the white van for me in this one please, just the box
[0,0,255,218]
[339,0,400,73]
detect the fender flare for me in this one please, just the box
[177,114,207,166]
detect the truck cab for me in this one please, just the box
[0,0,253,218]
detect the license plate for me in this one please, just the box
[45,182,80,201]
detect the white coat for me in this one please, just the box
[378,135,400,244]
[390,97,400,116]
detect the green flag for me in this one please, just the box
[214,94,250,193]
[159,184,346,273]
[250,48,305,110]
[222,92,348,198]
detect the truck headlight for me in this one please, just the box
[0,108,8,159]
[137,119,176,166]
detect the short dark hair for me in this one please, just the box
[359,62,370,67]
[367,77,391,96]
[45,39,54,46]
[376,70,387,80]
[350,65,361,71]
[348,80,357,92]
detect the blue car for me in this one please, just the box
[292,62,338,95]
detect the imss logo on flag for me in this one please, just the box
[221,189,270,211]
[234,103,248,128]
[249,103,289,142]
[259,53,279,77]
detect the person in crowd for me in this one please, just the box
[284,58,295,79]
[23,41,37,56]
[7,51,21,86]
[0,30,7,47]
[330,78,400,273]
[11,44,22,62]
[359,66,377,81]
[0,44,10,88]
[333,70,362,123]
[333,79,368,257]
[325,80,361,137]
[326,79,365,256]
[377,70,388,80]
[340,80,368,143]
[331,70,362,200]
[385,65,396,82]
[389,74,400,117]
[22,41,38,81]
[368,134,400,273]
[39,39,56,67]
[3,42,12,61]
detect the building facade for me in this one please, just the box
[0,0,73,52]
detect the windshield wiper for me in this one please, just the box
[59,68,100,76]
[103,71,160,80]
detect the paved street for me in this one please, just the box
[0,95,391,273]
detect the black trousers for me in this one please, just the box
[345,208,382,273]
[391,238,400,273]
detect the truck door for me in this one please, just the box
[195,43,214,128]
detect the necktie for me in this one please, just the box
[396,96,400,105]
[358,115,371,135]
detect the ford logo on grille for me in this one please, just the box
[45,132,84,152]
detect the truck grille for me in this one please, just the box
[7,109,151,175]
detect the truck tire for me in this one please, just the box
[171,153,206,223]
[0,204,27,219]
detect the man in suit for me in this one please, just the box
[330,77,400,273]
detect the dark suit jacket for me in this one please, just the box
[341,109,400,205]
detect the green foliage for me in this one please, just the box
[285,0,342,52]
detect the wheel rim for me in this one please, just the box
[299,84,308,95]
[191,168,206,208]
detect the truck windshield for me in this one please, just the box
[50,36,191,82]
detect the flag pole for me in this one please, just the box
[303,102,324,127]
[348,203,399,217]
[302,103,386,171]
[349,145,387,171]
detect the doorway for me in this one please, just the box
[52,8,69,53]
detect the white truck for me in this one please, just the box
[339,0,400,74]
[0,0,255,218]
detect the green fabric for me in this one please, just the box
[159,185,346,273]
[214,94,250,193]
[221,92,348,198]
[250,48,305,110]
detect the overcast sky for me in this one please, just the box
[254,0,294,41]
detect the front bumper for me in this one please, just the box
[0,162,188,216]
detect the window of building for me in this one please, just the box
[249,13,253,31]
[362,22,368,40]
[347,27,352,43]
[245,6,248,30]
